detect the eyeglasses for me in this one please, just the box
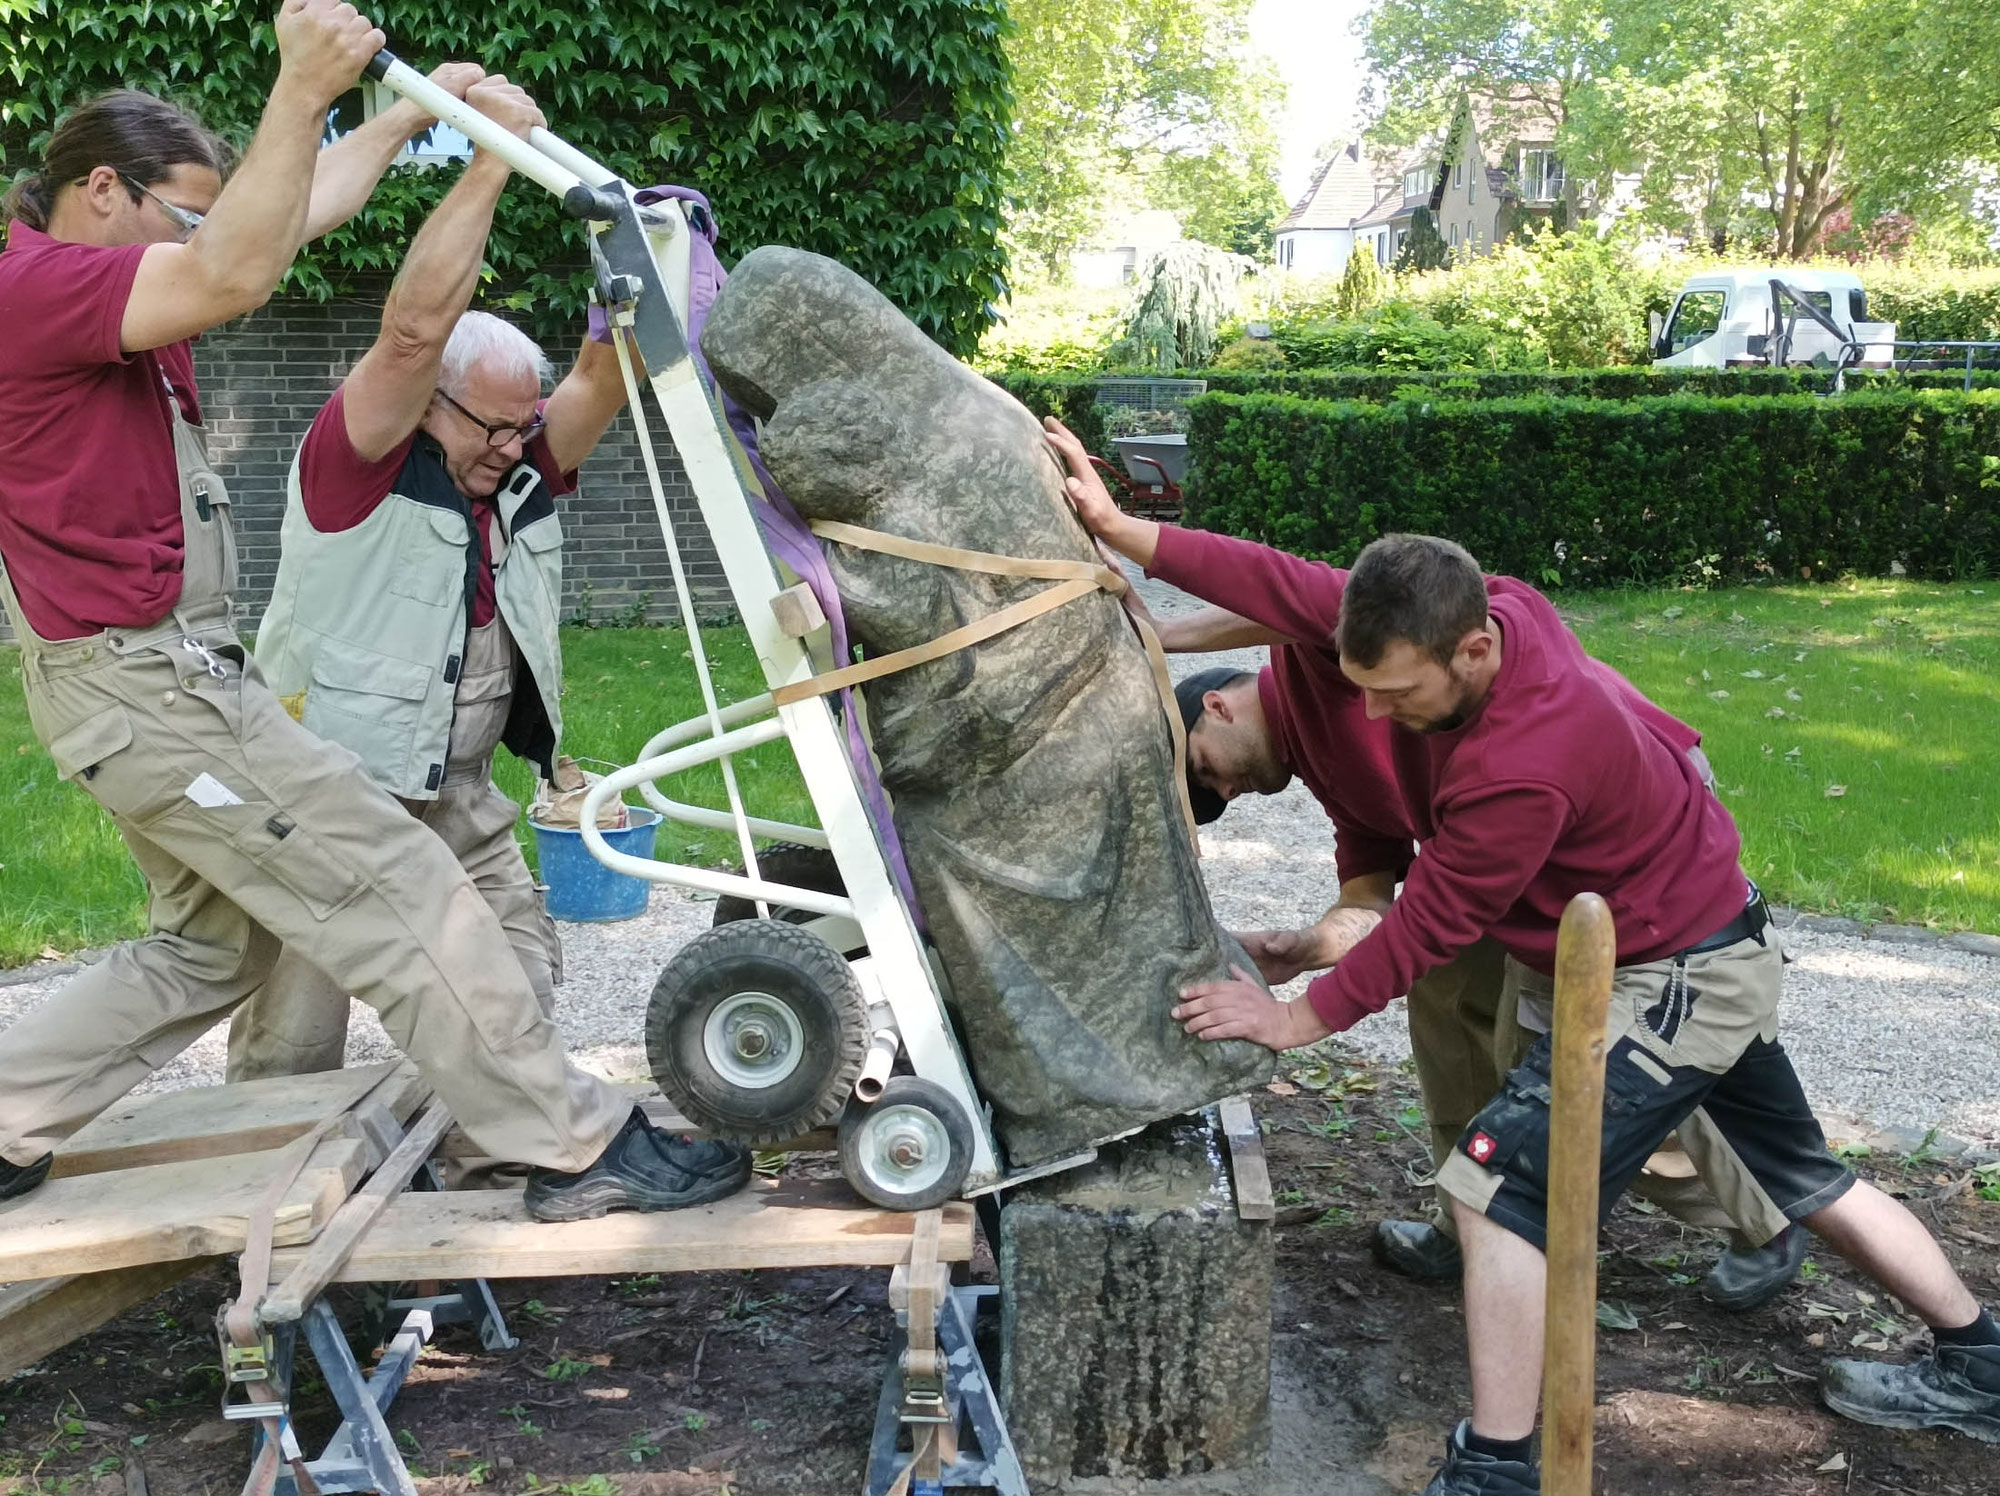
[118,175,204,241]
[434,388,546,449]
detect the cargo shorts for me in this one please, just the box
[1435,918,1855,1253]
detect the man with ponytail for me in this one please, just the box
[0,2,748,1222]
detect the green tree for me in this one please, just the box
[1005,0,1284,276]
[1114,240,1248,368]
[1393,208,1449,272]
[1335,243,1389,319]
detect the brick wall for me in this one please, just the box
[1,289,729,641]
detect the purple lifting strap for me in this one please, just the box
[624,187,925,926]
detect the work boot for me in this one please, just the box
[1374,1218,1464,1280]
[1821,1342,2000,1443]
[1415,1420,1539,1495]
[1702,1223,1808,1312]
[0,1151,52,1202]
[525,1108,752,1222]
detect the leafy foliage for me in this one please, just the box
[1185,388,2000,586]
[1003,0,1282,274]
[1,0,1013,356]
[1392,206,1449,273]
[1335,245,1389,320]
[1113,240,1248,369]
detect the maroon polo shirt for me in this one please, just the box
[299,384,576,627]
[1144,526,1743,1031]
[0,222,201,640]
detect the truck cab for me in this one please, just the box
[1652,268,1895,367]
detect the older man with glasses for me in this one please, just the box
[228,74,673,1122]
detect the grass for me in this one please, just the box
[1,578,1996,966]
[1564,578,2000,932]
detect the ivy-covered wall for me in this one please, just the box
[2,0,1014,356]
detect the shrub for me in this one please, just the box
[1210,336,1288,370]
[2,0,1013,356]
[1189,366,2000,401]
[1184,389,2000,587]
[1273,305,1538,370]
[987,373,1111,456]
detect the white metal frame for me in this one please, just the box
[367,57,1015,1193]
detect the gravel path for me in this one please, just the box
[1,573,1994,1148]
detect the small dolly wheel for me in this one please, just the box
[712,843,846,927]
[647,919,867,1145]
[838,1076,975,1211]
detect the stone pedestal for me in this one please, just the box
[998,1113,1272,1487]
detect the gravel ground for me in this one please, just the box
[0,573,1993,1148]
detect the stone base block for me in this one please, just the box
[998,1112,1272,1486]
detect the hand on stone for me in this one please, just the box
[1174,965,1332,1051]
[1042,418,1160,568]
[1236,928,1319,986]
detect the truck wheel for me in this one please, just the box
[647,920,866,1145]
[711,844,846,927]
[838,1076,974,1211]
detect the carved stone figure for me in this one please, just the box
[702,246,1272,1168]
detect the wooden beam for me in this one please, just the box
[0,1136,368,1281]
[268,1179,975,1282]
[1217,1097,1274,1222]
[52,1062,424,1180]
[1542,893,1616,1496]
[0,1258,216,1377]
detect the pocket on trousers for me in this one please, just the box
[47,705,183,825]
[241,814,365,921]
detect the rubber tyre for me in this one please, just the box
[712,844,847,927]
[837,1075,975,1212]
[646,919,867,1145]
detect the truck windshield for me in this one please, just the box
[1664,291,1726,354]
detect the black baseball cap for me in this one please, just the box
[1174,667,1247,825]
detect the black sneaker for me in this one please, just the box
[0,1151,52,1202]
[1416,1420,1539,1495]
[525,1108,752,1222]
[1821,1342,2000,1443]
[1702,1223,1808,1312]
[1374,1219,1465,1281]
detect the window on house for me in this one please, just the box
[1468,172,1476,205]
[325,82,471,165]
[1519,148,1564,201]
[1404,168,1429,198]
[1450,223,1460,247]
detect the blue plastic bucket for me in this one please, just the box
[530,807,662,922]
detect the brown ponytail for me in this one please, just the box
[3,90,230,232]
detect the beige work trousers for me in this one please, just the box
[0,634,627,1172]
[1407,936,1791,1245]
[226,770,559,1080]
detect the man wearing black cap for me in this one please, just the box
[1167,617,1804,1308]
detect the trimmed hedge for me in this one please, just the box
[1184,389,2000,587]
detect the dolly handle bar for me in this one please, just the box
[364,49,626,221]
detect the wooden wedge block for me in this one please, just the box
[53,1062,425,1180]
[0,1136,368,1281]
[0,1258,215,1377]
[268,1177,974,1283]
[1218,1096,1274,1222]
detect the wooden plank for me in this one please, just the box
[52,1063,425,1180]
[435,1093,834,1161]
[262,1098,456,1325]
[1218,1096,1274,1222]
[0,1258,216,1377]
[268,1178,975,1283]
[0,1136,368,1281]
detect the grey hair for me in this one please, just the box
[438,310,551,396]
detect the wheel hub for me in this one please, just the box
[703,991,806,1090]
[858,1104,951,1197]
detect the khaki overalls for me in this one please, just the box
[229,597,563,1080]
[0,390,626,1170]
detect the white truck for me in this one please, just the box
[1651,267,1897,369]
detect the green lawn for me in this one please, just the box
[2,581,1996,967]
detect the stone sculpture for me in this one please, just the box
[702,246,1273,1169]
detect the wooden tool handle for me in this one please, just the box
[1542,892,1616,1496]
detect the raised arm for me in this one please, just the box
[339,78,545,462]
[121,0,383,352]
[304,62,485,241]
[540,334,629,477]
[1154,605,1291,652]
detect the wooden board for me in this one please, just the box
[1218,1096,1274,1222]
[0,1136,368,1281]
[0,1258,215,1377]
[52,1062,425,1180]
[268,1177,975,1283]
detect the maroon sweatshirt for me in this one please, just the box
[1146,527,1745,1033]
